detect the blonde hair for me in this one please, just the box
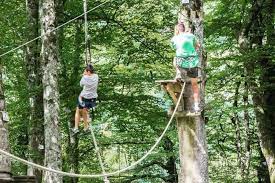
[174,25,179,35]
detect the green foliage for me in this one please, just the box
[0,0,274,182]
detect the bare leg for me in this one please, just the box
[74,107,80,130]
[191,78,200,111]
[82,109,89,130]
[173,58,182,80]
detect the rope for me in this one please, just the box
[0,82,186,178]
[89,124,109,183]
[83,0,90,65]
[0,1,109,58]
[83,0,108,181]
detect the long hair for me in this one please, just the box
[174,25,180,35]
[177,22,185,32]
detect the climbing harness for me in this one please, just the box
[0,83,186,179]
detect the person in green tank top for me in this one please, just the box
[171,22,201,113]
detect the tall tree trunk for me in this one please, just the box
[41,0,62,182]
[231,81,243,170]
[239,0,275,181]
[177,0,208,182]
[243,79,251,177]
[25,0,44,182]
[162,137,178,183]
[257,62,275,183]
[67,114,79,183]
[257,143,271,183]
[255,0,275,180]
[0,64,12,181]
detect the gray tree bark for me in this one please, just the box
[0,64,12,181]
[40,0,62,182]
[176,0,208,182]
[25,0,44,182]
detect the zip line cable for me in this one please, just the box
[0,82,186,179]
[0,0,109,58]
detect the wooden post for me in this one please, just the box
[177,0,208,182]
[157,78,208,183]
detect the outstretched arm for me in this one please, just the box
[194,37,200,52]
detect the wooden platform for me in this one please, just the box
[156,79,202,117]
[13,176,36,183]
[155,80,184,104]
[168,108,201,117]
[155,77,202,84]
[0,176,36,183]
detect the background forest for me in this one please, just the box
[0,0,274,182]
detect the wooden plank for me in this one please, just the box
[155,77,203,84]
[13,176,36,183]
[155,79,178,83]
[156,81,183,104]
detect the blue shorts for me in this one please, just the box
[78,97,97,109]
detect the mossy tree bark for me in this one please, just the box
[26,0,44,182]
[0,64,11,181]
[41,0,62,182]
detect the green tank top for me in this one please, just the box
[171,33,199,68]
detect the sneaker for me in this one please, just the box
[174,77,182,82]
[72,128,79,134]
[194,102,200,112]
[186,111,201,117]
[83,128,90,133]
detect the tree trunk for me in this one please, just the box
[243,79,251,177]
[162,137,178,183]
[25,0,44,182]
[255,1,275,180]
[176,1,208,182]
[0,64,12,181]
[231,81,243,170]
[67,113,79,183]
[256,64,275,183]
[41,0,62,182]
[239,0,275,181]
[257,143,271,183]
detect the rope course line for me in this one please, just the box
[82,0,109,182]
[83,0,90,65]
[0,0,110,58]
[89,124,109,183]
[0,82,186,179]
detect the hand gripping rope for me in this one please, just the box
[0,83,186,179]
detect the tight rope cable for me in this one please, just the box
[0,82,186,178]
[0,0,109,58]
